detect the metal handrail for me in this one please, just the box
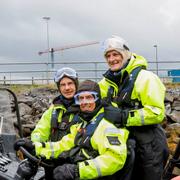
[0,60,179,84]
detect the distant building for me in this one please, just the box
[168,69,180,82]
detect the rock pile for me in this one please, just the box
[164,88,180,153]
[13,87,59,136]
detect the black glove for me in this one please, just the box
[104,105,129,127]
[14,138,34,152]
[53,164,79,180]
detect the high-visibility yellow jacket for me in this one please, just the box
[98,53,166,126]
[34,107,129,179]
[31,96,74,142]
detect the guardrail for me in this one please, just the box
[0,60,179,84]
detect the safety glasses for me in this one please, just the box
[54,67,77,83]
[74,91,99,105]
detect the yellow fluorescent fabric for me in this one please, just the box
[34,108,129,179]
[31,104,67,142]
[99,53,166,126]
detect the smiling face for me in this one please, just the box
[105,50,125,71]
[59,77,76,99]
[78,91,96,112]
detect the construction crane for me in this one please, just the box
[38,41,99,69]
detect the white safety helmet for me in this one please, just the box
[102,35,130,57]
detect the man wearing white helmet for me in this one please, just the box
[14,67,79,179]
[98,35,169,180]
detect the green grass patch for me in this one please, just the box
[0,84,57,94]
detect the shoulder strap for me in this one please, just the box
[64,114,83,132]
[116,66,143,108]
[64,113,104,163]
[51,109,61,129]
[106,86,114,103]
[50,108,61,141]
[75,113,104,149]
[85,113,104,137]
[50,108,83,142]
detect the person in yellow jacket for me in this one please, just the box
[25,80,129,180]
[14,67,79,145]
[98,35,169,180]
[14,67,79,179]
[30,67,79,143]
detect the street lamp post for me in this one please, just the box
[153,44,158,76]
[43,17,50,83]
[43,17,50,61]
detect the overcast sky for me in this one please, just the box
[0,0,180,64]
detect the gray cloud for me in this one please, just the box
[0,0,179,64]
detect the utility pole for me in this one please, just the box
[43,17,50,61]
[42,16,50,83]
[153,44,158,76]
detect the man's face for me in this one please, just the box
[78,92,96,112]
[59,77,76,99]
[105,50,124,71]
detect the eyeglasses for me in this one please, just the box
[74,91,99,105]
[54,67,78,83]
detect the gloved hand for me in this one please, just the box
[14,138,34,152]
[53,164,79,180]
[104,105,129,127]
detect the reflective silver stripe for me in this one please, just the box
[32,135,42,141]
[104,127,123,135]
[92,159,102,177]
[49,142,55,158]
[139,109,145,125]
[150,106,160,115]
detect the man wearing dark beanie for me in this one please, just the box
[77,79,100,93]
[75,80,102,121]
[29,80,130,179]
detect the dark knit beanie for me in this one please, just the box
[77,80,100,96]
[77,80,102,120]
